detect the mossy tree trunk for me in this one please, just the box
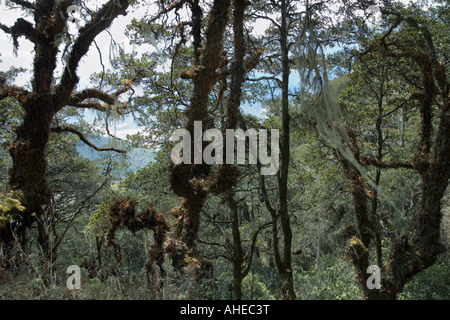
[339,15,449,297]
[168,0,232,269]
[0,0,130,269]
[168,0,257,273]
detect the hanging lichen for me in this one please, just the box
[293,30,401,216]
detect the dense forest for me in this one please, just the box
[0,0,449,300]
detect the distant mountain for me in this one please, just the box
[77,136,155,173]
[126,147,156,171]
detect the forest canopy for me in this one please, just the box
[0,0,448,300]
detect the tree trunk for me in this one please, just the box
[0,0,130,271]
[6,97,54,257]
[278,0,296,300]
[229,195,244,300]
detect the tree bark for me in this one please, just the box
[228,195,244,300]
[8,97,54,252]
[1,0,130,268]
[277,0,296,300]
[169,0,231,269]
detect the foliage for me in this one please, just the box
[0,0,448,301]
[241,272,277,300]
[84,202,111,238]
[295,256,364,300]
[398,256,450,300]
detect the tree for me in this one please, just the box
[225,193,271,300]
[98,0,266,298]
[317,1,449,299]
[249,0,327,300]
[195,162,272,300]
[38,129,117,281]
[0,0,131,265]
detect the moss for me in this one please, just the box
[184,254,199,265]
[0,192,25,228]
[346,236,369,262]
[349,236,367,249]
[84,202,111,237]
[0,212,12,228]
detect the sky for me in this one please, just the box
[0,0,425,140]
[0,0,275,139]
[0,1,154,85]
[0,1,160,139]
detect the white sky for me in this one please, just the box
[0,1,166,139]
[0,0,429,139]
[0,1,156,86]
[0,1,271,139]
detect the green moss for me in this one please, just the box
[0,192,25,227]
[84,202,111,237]
[0,212,12,228]
[348,236,368,252]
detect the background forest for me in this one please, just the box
[0,0,449,300]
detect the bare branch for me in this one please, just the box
[53,162,113,249]
[148,0,189,23]
[359,156,414,170]
[51,126,127,153]
[246,75,282,86]
[243,221,271,276]
[9,0,36,10]
[105,113,124,141]
[198,239,228,249]
[93,40,106,88]
[249,13,281,29]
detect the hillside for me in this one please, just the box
[77,136,155,173]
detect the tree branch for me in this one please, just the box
[198,238,228,249]
[243,221,271,275]
[246,75,282,86]
[0,18,40,46]
[105,113,124,141]
[0,84,29,102]
[68,87,130,106]
[53,162,113,249]
[359,156,414,170]
[68,102,109,112]
[224,0,247,130]
[55,0,130,107]
[148,0,189,23]
[380,9,439,70]
[249,13,281,29]
[9,0,36,10]
[51,126,127,153]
